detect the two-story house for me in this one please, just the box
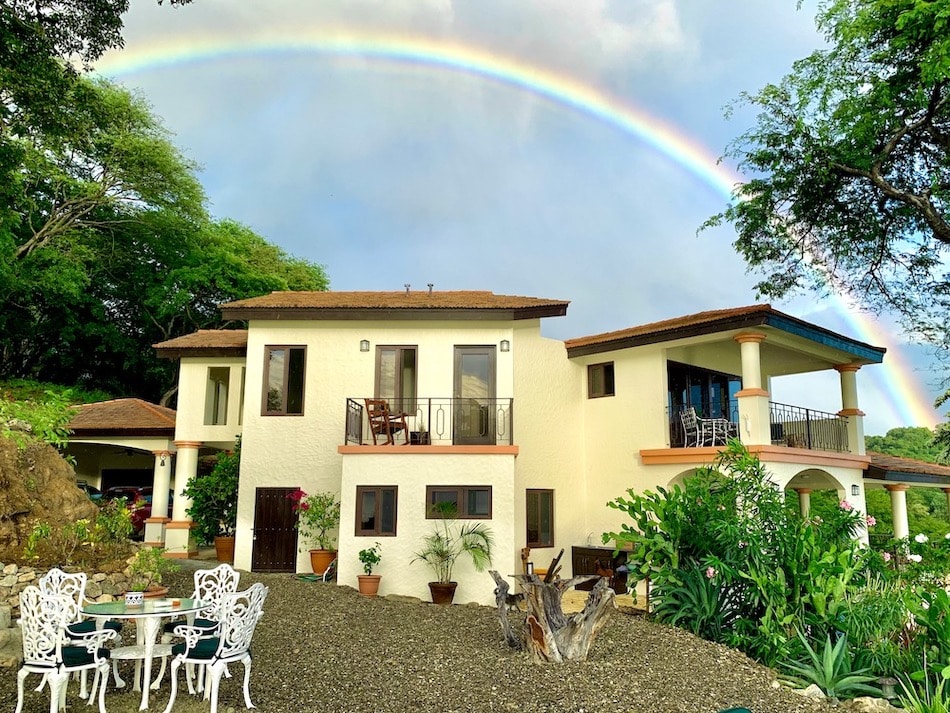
[141,289,924,605]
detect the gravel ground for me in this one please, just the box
[4,566,839,713]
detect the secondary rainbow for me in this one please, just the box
[95,31,938,428]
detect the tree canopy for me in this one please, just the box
[705,0,950,348]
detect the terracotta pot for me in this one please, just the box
[214,535,235,564]
[143,585,169,599]
[428,581,458,605]
[309,549,336,576]
[357,574,381,597]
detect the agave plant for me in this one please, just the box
[412,502,493,583]
[781,631,880,700]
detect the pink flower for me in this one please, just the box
[882,552,892,562]
[705,566,717,579]
[839,500,853,511]
[866,515,877,527]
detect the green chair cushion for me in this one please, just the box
[172,637,220,660]
[62,646,110,667]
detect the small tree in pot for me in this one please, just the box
[357,542,382,597]
[412,502,493,604]
[184,438,241,563]
[288,489,341,575]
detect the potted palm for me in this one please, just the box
[289,489,341,575]
[184,438,241,564]
[357,542,382,597]
[412,502,494,604]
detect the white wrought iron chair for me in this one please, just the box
[680,406,732,447]
[16,585,118,713]
[161,582,270,713]
[39,567,124,694]
[153,562,241,692]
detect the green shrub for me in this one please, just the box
[781,631,880,699]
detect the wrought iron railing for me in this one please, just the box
[769,401,848,452]
[344,397,514,446]
[668,400,849,452]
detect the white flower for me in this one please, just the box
[915,533,929,543]
[921,600,931,610]
[945,533,950,540]
[908,553,923,563]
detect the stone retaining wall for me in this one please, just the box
[0,562,144,668]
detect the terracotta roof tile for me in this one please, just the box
[220,290,567,310]
[867,452,950,481]
[565,305,773,350]
[153,329,248,351]
[69,398,176,436]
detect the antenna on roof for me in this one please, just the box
[404,283,410,295]
[427,283,434,295]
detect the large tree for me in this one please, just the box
[705,0,950,347]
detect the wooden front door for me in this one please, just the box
[251,487,298,572]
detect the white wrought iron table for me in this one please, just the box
[81,597,210,710]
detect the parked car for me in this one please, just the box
[103,486,174,538]
[76,481,103,501]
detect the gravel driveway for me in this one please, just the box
[5,567,837,713]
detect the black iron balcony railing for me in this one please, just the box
[668,400,849,453]
[345,397,514,447]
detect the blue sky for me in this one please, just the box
[99,0,945,435]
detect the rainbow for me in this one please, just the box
[94,31,939,429]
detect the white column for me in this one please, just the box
[794,488,811,518]
[164,440,200,558]
[886,484,910,540]
[835,364,866,455]
[143,449,173,546]
[734,332,771,445]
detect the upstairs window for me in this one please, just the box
[426,486,492,519]
[204,367,229,425]
[588,362,615,398]
[263,346,306,415]
[376,346,417,414]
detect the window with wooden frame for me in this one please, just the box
[376,346,417,415]
[587,362,615,398]
[425,485,492,519]
[356,486,398,536]
[262,346,306,415]
[526,489,554,547]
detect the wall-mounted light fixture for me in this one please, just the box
[851,484,860,496]
[360,339,370,352]
[500,339,510,352]
[159,452,167,467]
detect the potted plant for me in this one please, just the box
[412,502,494,604]
[357,542,382,597]
[126,546,179,604]
[288,489,341,575]
[184,437,241,564]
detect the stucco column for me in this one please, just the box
[164,440,200,558]
[734,332,771,446]
[794,488,811,518]
[835,364,866,455]
[885,484,910,540]
[143,449,173,546]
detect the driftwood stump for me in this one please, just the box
[489,569,616,662]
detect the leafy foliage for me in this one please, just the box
[412,501,494,583]
[358,542,382,575]
[22,497,134,568]
[781,632,881,699]
[184,438,241,544]
[705,0,950,348]
[289,489,341,551]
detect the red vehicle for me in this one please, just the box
[103,486,174,538]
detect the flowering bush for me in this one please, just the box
[288,489,340,551]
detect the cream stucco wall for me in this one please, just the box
[174,356,246,449]
[338,452,516,606]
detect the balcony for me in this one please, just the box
[345,397,514,446]
[669,401,850,453]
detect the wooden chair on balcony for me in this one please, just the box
[364,399,409,445]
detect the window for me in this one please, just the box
[204,367,229,425]
[425,486,492,519]
[263,346,306,415]
[526,489,554,547]
[376,346,417,414]
[588,362,615,398]
[356,486,397,536]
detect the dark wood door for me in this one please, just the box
[251,487,298,572]
[453,346,496,445]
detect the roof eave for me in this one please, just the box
[218,305,568,322]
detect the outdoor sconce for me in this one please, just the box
[851,484,860,496]
[500,339,510,352]
[360,339,370,352]
[159,453,167,467]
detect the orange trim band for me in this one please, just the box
[165,520,195,530]
[735,388,770,398]
[640,445,869,469]
[884,484,910,492]
[734,332,767,344]
[837,408,865,416]
[173,440,202,449]
[834,364,861,373]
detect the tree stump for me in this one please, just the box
[489,570,616,662]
